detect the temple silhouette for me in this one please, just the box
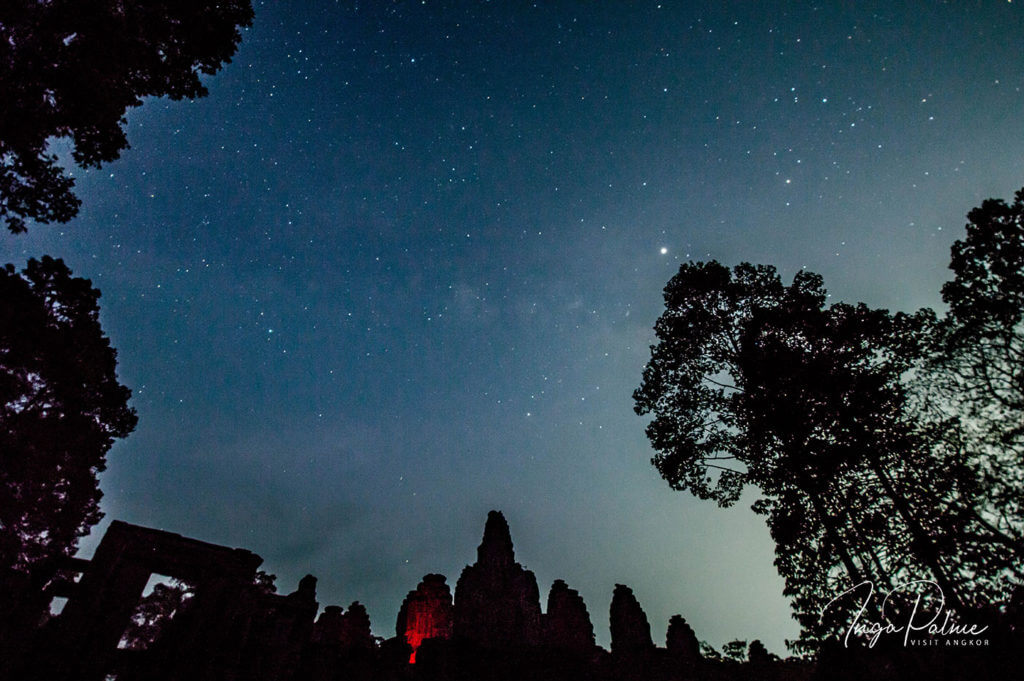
[11,511,813,680]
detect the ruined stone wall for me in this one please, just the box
[15,513,819,681]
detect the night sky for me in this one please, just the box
[5,1,1024,654]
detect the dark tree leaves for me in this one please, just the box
[634,261,785,505]
[0,257,137,580]
[930,188,1024,563]
[635,249,1022,651]
[944,190,1024,336]
[0,0,254,233]
[119,580,195,651]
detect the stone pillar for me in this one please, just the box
[544,579,595,652]
[666,614,701,665]
[453,511,543,649]
[609,584,654,658]
[396,574,453,662]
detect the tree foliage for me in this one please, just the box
[933,190,1024,548]
[0,256,137,581]
[0,0,254,233]
[119,580,196,651]
[720,639,748,662]
[635,191,1024,650]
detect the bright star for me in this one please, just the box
[660,247,668,255]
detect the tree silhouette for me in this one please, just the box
[718,639,746,662]
[0,0,254,233]
[634,253,1019,650]
[932,190,1024,555]
[0,257,136,585]
[119,580,196,651]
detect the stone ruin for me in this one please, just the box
[452,510,544,649]
[545,579,595,653]
[396,574,452,663]
[5,511,814,681]
[609,583,655,657]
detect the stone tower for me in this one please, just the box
[396,574,453,662]
[453,510,543,648]
[544,579,595,652]
[609,584,654,658]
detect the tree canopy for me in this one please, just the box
[635,190,1024,650]
[0,0,254,233]
[933,190,1024,549]
[0,256,136,581]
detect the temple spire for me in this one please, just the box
[477,510,515,568]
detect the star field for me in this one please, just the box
[5,1,1024,653]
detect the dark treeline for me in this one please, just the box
[0,0,253,675]
[635,189,1024,666]
[0,0,253,234]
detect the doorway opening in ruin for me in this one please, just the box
[116,574,196,651]
[48,596,69,617]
